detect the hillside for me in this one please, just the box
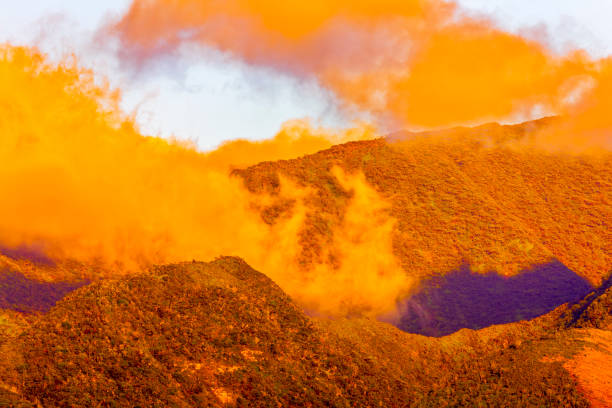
[0,119,610,406]
[1,45,609,331]
[1,257,609,407]
[235,119,611,286]
[1,119,609,337]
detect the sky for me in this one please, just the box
[1,0,611,151]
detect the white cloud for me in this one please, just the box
[457,0,612,58]
[1,1,611,149]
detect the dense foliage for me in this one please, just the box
[235,119,611,286]
[1,258,607,407]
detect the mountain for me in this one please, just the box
[230,119,611,335]
[235,118,611,286]
[0,119,610,406]
[1,257,608,407]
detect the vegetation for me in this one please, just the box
[235,119,611,286]
[0,257,607,406]
[559,273,612,330]
[0,122,610,406]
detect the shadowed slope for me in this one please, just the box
[559,272,612,330]
[396,260,593,337]
[0,267,89,313]
[0,244,55,267]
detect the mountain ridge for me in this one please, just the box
[235,120,611,286]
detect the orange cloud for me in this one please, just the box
[110,0,605,132]
[0,45,407,317]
